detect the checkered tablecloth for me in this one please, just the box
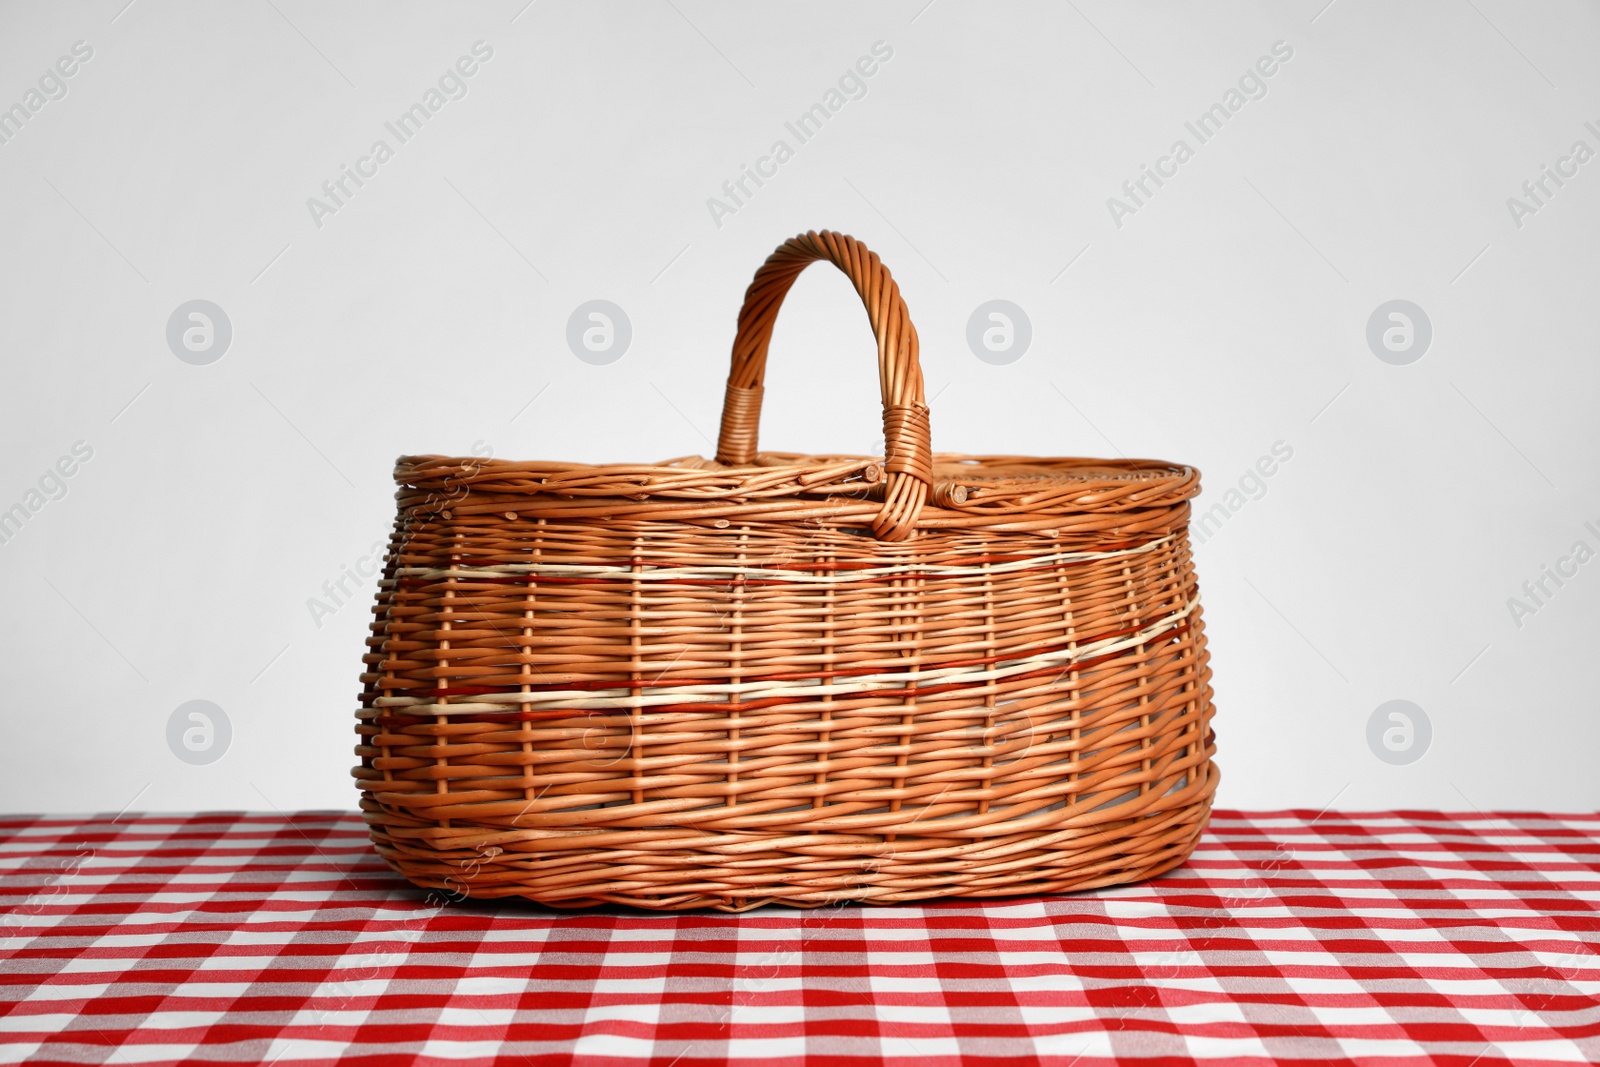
[1,810,1596,1066]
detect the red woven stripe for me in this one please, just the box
[367,612,1193,705]
[388,540,1157,590]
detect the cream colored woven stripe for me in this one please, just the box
[370,593,1199,716]
[388,534,1177,586]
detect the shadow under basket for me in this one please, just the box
[354,230,1217,911]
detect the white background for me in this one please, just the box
[1,1,1596,816]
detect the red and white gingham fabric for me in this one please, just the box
[1,810,1596,1066]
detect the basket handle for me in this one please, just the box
[715,230,930,541]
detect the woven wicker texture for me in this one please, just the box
[355,230,1217,911]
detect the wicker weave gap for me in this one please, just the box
[518,520,540,808]
[814,539,835,813]
[434,527,463,830]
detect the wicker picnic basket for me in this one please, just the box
[354,230,1216,911]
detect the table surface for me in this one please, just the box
[1,810,1596,1066]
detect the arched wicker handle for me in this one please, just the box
[715,230,931,541]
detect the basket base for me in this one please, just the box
[361,790,1215,912]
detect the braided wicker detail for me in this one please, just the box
[716,229,930,541]
[717,382,763,466]
[883,404,933,482]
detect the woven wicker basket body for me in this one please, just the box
[355,231,1216,911]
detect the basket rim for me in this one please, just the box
[391,451,1200,519]
[396,451,1196,481]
